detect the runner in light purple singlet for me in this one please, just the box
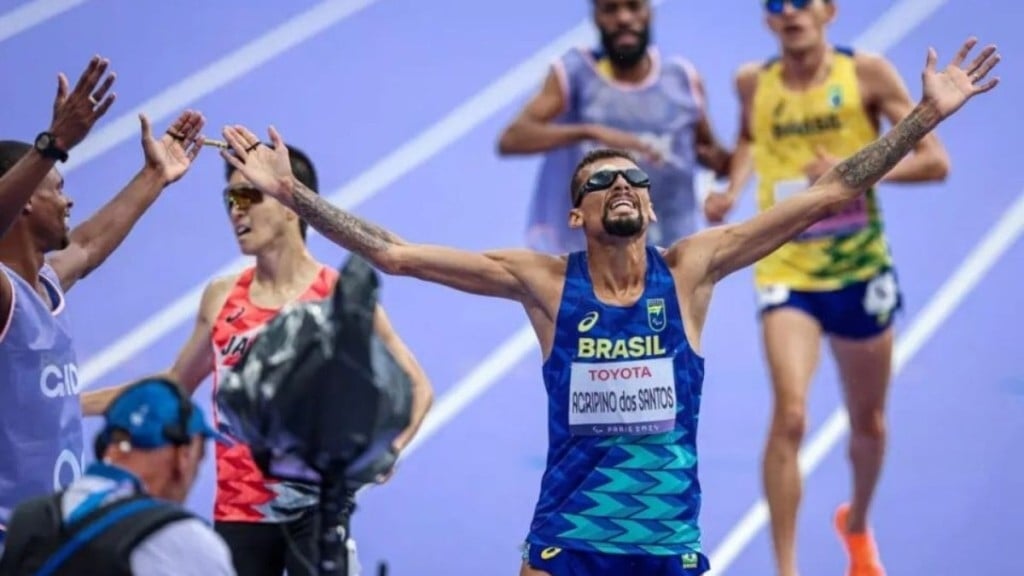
[0,263,84,518]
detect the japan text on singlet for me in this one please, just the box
[210,265,337,523]
[0,264,85,520]
[750,47,893,291]
[528,47,706,253]
[526,246,706,558]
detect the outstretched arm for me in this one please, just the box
[286,182,535,297]
[858,52,951,183]
[683,38,1000,283]
[48,166,165,292]
[48,111,206,292]
[219,125,554,303]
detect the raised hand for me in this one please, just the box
[922,37,1001,119]
[220,124,296,201]
[141,110,206,185]
[50,55,118,151]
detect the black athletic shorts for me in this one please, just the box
[215,507,342,576]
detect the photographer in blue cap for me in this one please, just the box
[0,375,237,576]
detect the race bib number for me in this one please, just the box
[774,179,869,241]
[862,272,899,317]
[568,358,677,436]
[756,284,791,311]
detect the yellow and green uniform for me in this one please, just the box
[750,46,892,292]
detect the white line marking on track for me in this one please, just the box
[61,0,382,176]
[0,0,85,44]
[77,2,666,389]
[356,324,537,496]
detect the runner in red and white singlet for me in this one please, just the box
[209,264,337,523]
[83,144,434,576]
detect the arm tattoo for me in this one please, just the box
[289,180,403,254]
[832,101,941,190]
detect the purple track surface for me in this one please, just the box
[2,0,1019,574]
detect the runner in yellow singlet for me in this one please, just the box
[704,2,954,576]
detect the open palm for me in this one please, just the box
[141,110,206,185]
[220,124,295,202]
[922,37,1001,119]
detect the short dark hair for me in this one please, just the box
[224,143,319,240]
[570,148,637,206]
[0,140,33,180]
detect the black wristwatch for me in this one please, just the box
[34,132,68,163]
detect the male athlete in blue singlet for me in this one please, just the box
[216,36,1000,575]
[498,0,732,253]
[0,56,206,531]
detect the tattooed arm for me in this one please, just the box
[286,180,557,302]
[671,36,1001,284]
[677,99,942,283]
[219,125,565,304]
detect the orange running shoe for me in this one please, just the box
[833,503,886,576]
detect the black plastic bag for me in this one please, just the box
[215,254,413,490]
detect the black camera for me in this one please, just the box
[216,254,413,575]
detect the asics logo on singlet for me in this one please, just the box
[540,547,562,560]
[540,545,565,557]
[39,362,80,398]
[577,311,599,333]
[772,113,841,139]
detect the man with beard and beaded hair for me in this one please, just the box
[214,33,1001,575]
[498,0,732,253]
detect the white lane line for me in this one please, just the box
[355,324,537,497]
[61,0,383,175]
[706,188,1024,574]
[0,0,85,44]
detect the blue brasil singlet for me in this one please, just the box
[527,246,706,560]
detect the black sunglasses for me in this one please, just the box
[764,0,814,14]
[575,168,650,207]
[223,186,263,211]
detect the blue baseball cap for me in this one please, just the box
[99,376,231,451]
